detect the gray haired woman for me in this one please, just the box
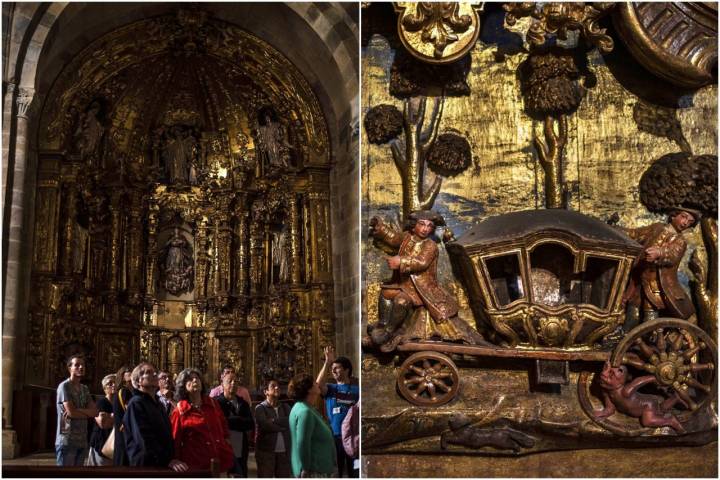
[86,374,116,466]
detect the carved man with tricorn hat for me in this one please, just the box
[368,210,486,349]
[622,206,701,324]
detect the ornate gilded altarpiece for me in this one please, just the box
[28,10,335,390]
[362,2,717,477]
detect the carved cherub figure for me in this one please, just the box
[594,361,686,433]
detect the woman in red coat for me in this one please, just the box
[170,368,235,473]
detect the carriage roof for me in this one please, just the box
[451,209,642,255]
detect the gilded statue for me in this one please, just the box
[272,225,290,284]
[159,228,194,296]
[74,101,104,164]
[367,210,485,349]
[622,208,700,324]
[167,335,184,376]
[257,111,291,169]
[163,125,198,184]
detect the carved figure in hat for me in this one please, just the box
[622,207,701,323]
[368,210,485,349]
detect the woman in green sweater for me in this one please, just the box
[288,373,337,478]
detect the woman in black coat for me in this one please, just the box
[212,371,254,477]
[112,365,133,466]
[87,374,116,465]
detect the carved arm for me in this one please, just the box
[622,374,657,397]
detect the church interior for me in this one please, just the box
[2,2,359,460]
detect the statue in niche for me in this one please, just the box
[159,227,194,296]
[74,101,104,165]
[163,125,198,184]
[167,335,184,377]
[257,110,292,169]
[272,225,290,284]
[73,198,90,275]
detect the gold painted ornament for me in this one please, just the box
[394,2,484,64]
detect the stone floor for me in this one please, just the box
[3,451,259,476]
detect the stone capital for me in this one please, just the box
[16,88,35,119]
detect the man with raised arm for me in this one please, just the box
[316,346,359,478]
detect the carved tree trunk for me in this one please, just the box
[390,96,445,220]
[535,114,567,209]
[690,217,717,343]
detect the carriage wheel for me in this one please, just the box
[611,318,717,422]
[397,351,460,406]
[579,318,717,435]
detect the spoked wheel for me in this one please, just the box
[613,318,717,421]
[579,318,717,435]
[397,351,460,406]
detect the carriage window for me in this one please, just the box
[579,257,618,309]
[485,254,524,306]
[529,243,575,307]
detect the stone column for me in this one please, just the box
[2,87,34,459]
[2,83,17,204]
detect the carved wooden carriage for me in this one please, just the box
[446,209,642,349]
[390,210,717,436]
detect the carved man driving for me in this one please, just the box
[622,207,700,324]
[368,210,485,349]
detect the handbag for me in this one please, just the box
[101,427,115,459]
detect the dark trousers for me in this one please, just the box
[334,436,358,478]
[255,449,291,478]
[231,456,247,477]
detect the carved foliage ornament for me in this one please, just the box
[395,2,484,64]
[504,2,615,53]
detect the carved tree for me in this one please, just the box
[505,2,616,209]
[366,97,459,220]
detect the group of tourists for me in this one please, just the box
[55,348,359,477]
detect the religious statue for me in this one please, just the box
[167,335,184,377]
[367,210,486,349]
[72,222,89,275]
[74,101,104,165]
[622,207,700,324]
[159,228,194,296]
[272,225,290,284]
[163,125,198,184]
[257,111,292,169]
